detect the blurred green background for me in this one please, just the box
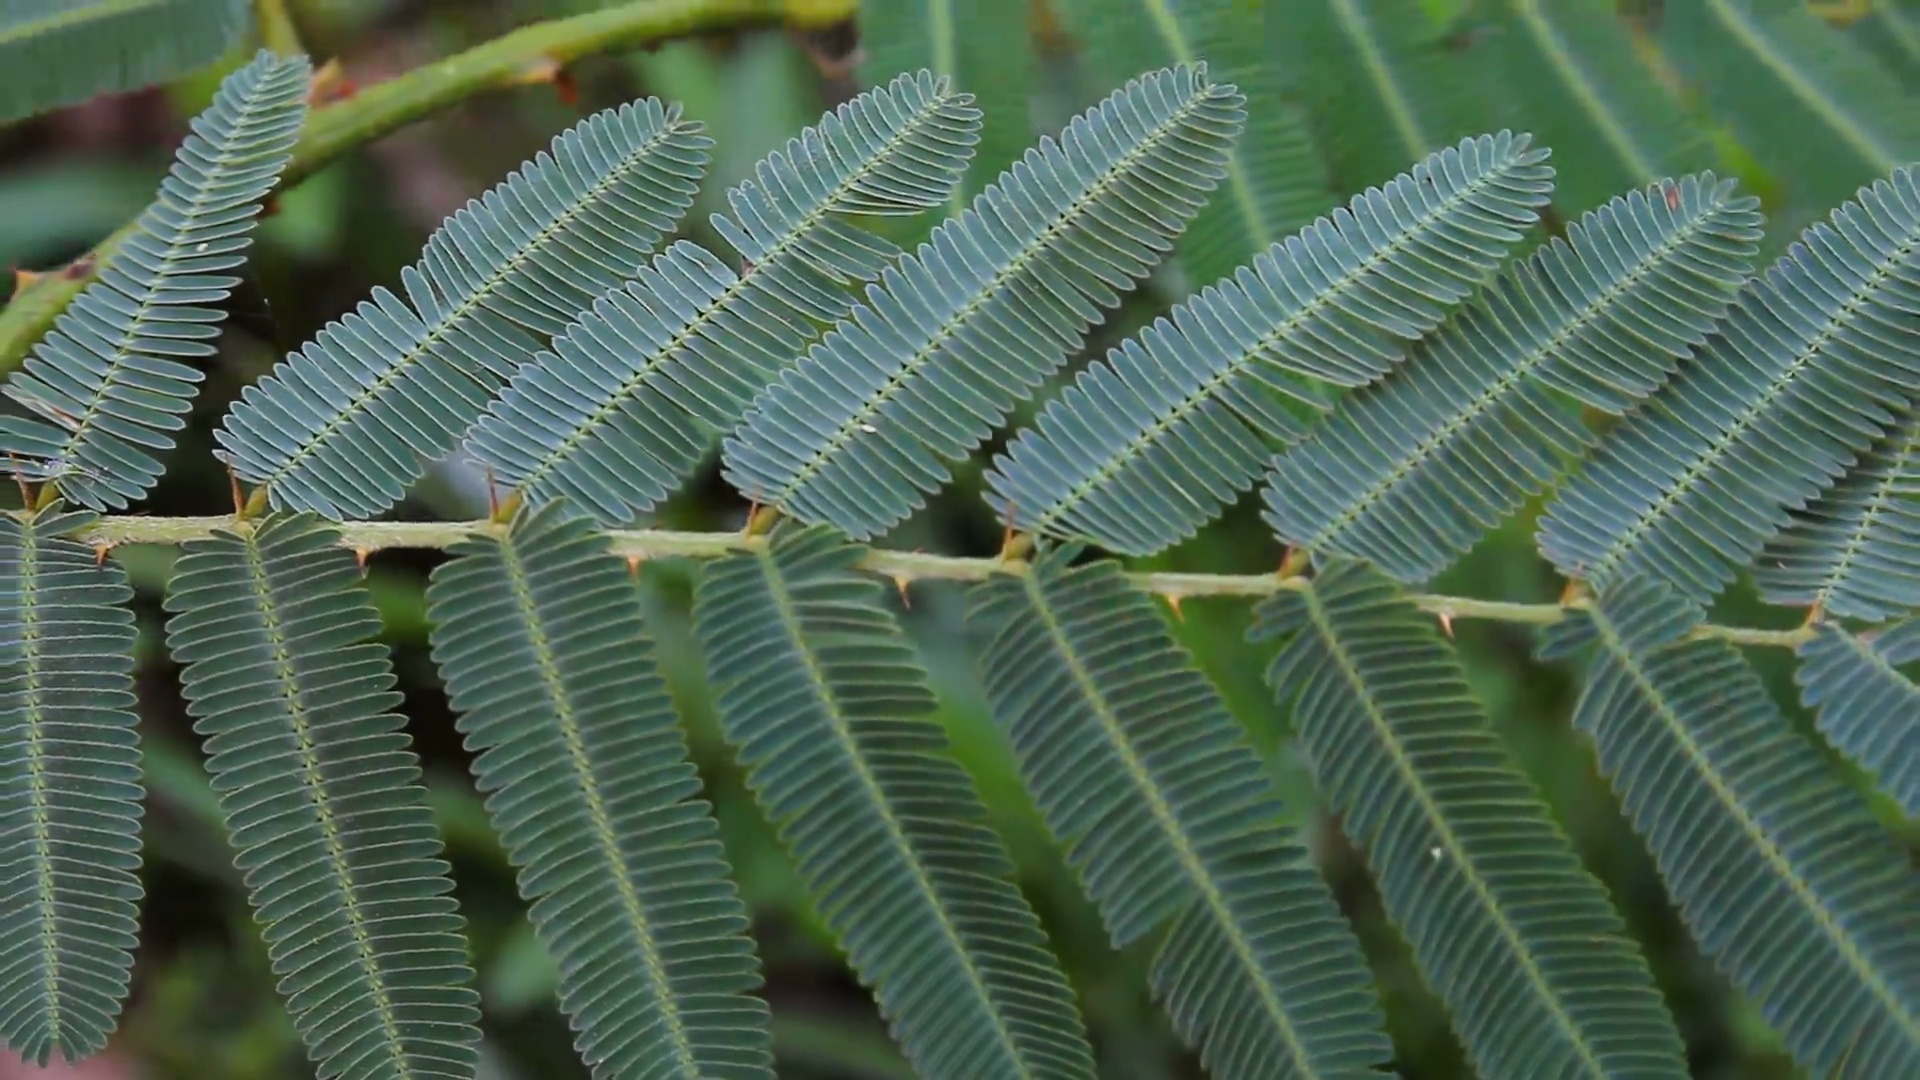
[0,1,1915,1077]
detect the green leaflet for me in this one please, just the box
[967,548,1390,1079]
[987,131,1553,557]
[1755,408,1920,621]
[0,0,248,124]
[1796,620,1920,820]
[217,99,713,520]
[0,51,310,510]
[0,507,142,1065]
[1265,172,1762,584]
[1056,0,1333,287]
[1252,559,1688,1080]
[164,515,481,1080]
[1483,0,1714,217]
[462,70,981,527]
[427,502,772,1078]
[693,525,1097,1080]
[1538,166,1920,603]
[1267,0,1489,192]
[1542,577,1920,1078]
[858,0,1029,219]
[720,64,1246,540]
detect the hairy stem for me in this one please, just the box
[0,0,857,371]
[53,514,1816,649]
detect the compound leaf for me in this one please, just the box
[1796,620,1920,819]
[0,0,248,124]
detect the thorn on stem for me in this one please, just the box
[308,59,359,106]
[1436,609,1455,638]
[11,266,42,292]
[353,548,372,574]
[62,254,96,280]
[93,543,113,568]
[893,574,913,609]
[1161,592,1185,622]
[516,55,579,107]
[1803,599,1826,627]
[625,555,644,580]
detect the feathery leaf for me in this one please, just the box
[217,100,712,520]
[463,71,980,526]
[1540,576,1920,1079]
[694,524,1097,1080]
[165,515,482,1080]
[968,548,1390,1080]
[1538,167,1920,602]
[1252,559,1689,1080]
[0,507,142,1066]
[1796,620,1920,819]
[721,64,1247,540]
[0,0,248,125]
[0,51,310,509]
[1266,173,1762,584]
[987,131,1553,556]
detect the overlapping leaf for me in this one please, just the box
[987,131,1553,556]
[0,508,142,1065]
[693,525,1097,1080]
[1266,173,1762,584]
[1539,167,1920,602]
[0,0,248,124]
[1252,559,1688,1080]
[165,515,481,1080]
[968,548,1390,1079]
[218,98,712,519]
[721,64,1247,539]
[1797,620,1920,819]
[463,71,981,526]
[1542,577,1920,1078]
[0,51,309,509]
[428,502,771,1078]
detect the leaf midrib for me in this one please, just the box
[1701,0,1896,170]
[15,520,63,1047]
[1509,2,1660,182]
[1807,415,1920,614]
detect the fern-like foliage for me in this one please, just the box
[1265,172,1763,584]
[462,71,980,527]
[1540,577,1920,1078]
[1483,0,1713,216]
[693,525,1097,1080]
[720,64,1246,540]
[216,99,713,520]
[1252,559,1689,1080]
[0,507,142,1065]
[987,131,1553,556]
[968,547,1391,1080]
[858,0,1029,218]
[427,502,772,1079]
[1755,409,1920,621]
[0,0,248,124]
[0,51,310,510]
[1796,620,1920,819]
[1054,0,1332,287]
[164,515,481,1080]
[1539,166,1920,602]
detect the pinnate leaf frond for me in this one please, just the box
[0,0,248,124]
[1252,559,1689,1080]
[0,507,143,1065]
[0,50,310,510]
[693,525,1097,1080]
[1796,620,1920,819]
[164,515,481,1080]
[968,548,1390,1080]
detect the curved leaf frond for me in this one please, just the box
[693,525,1097,1080]
[463,71,981,526]
[1844,0,1920,90]
[0,51,310,509]
[967,549,1390,1080]
[1755,409,1920,621]
[1056,0,1333,286]
[1483,0,1713,216]
[1540,577,1920,1078]
[1538,167,1920,602]
[987,131,1553,556]
[0,0,248,124]
[0,507,142,1065]
[427,502,772,1078]
[217,100,713,520]
[1266,173,1762,584]
[164,515,481,1080]
[720,64,1247,540]
[858,0,1029,217]
[1251,559,1689,1080]
[1796,620,1920,819]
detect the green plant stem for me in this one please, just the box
[58,514,1817,649]
[0,0,857,372]
[256,0,303,55]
